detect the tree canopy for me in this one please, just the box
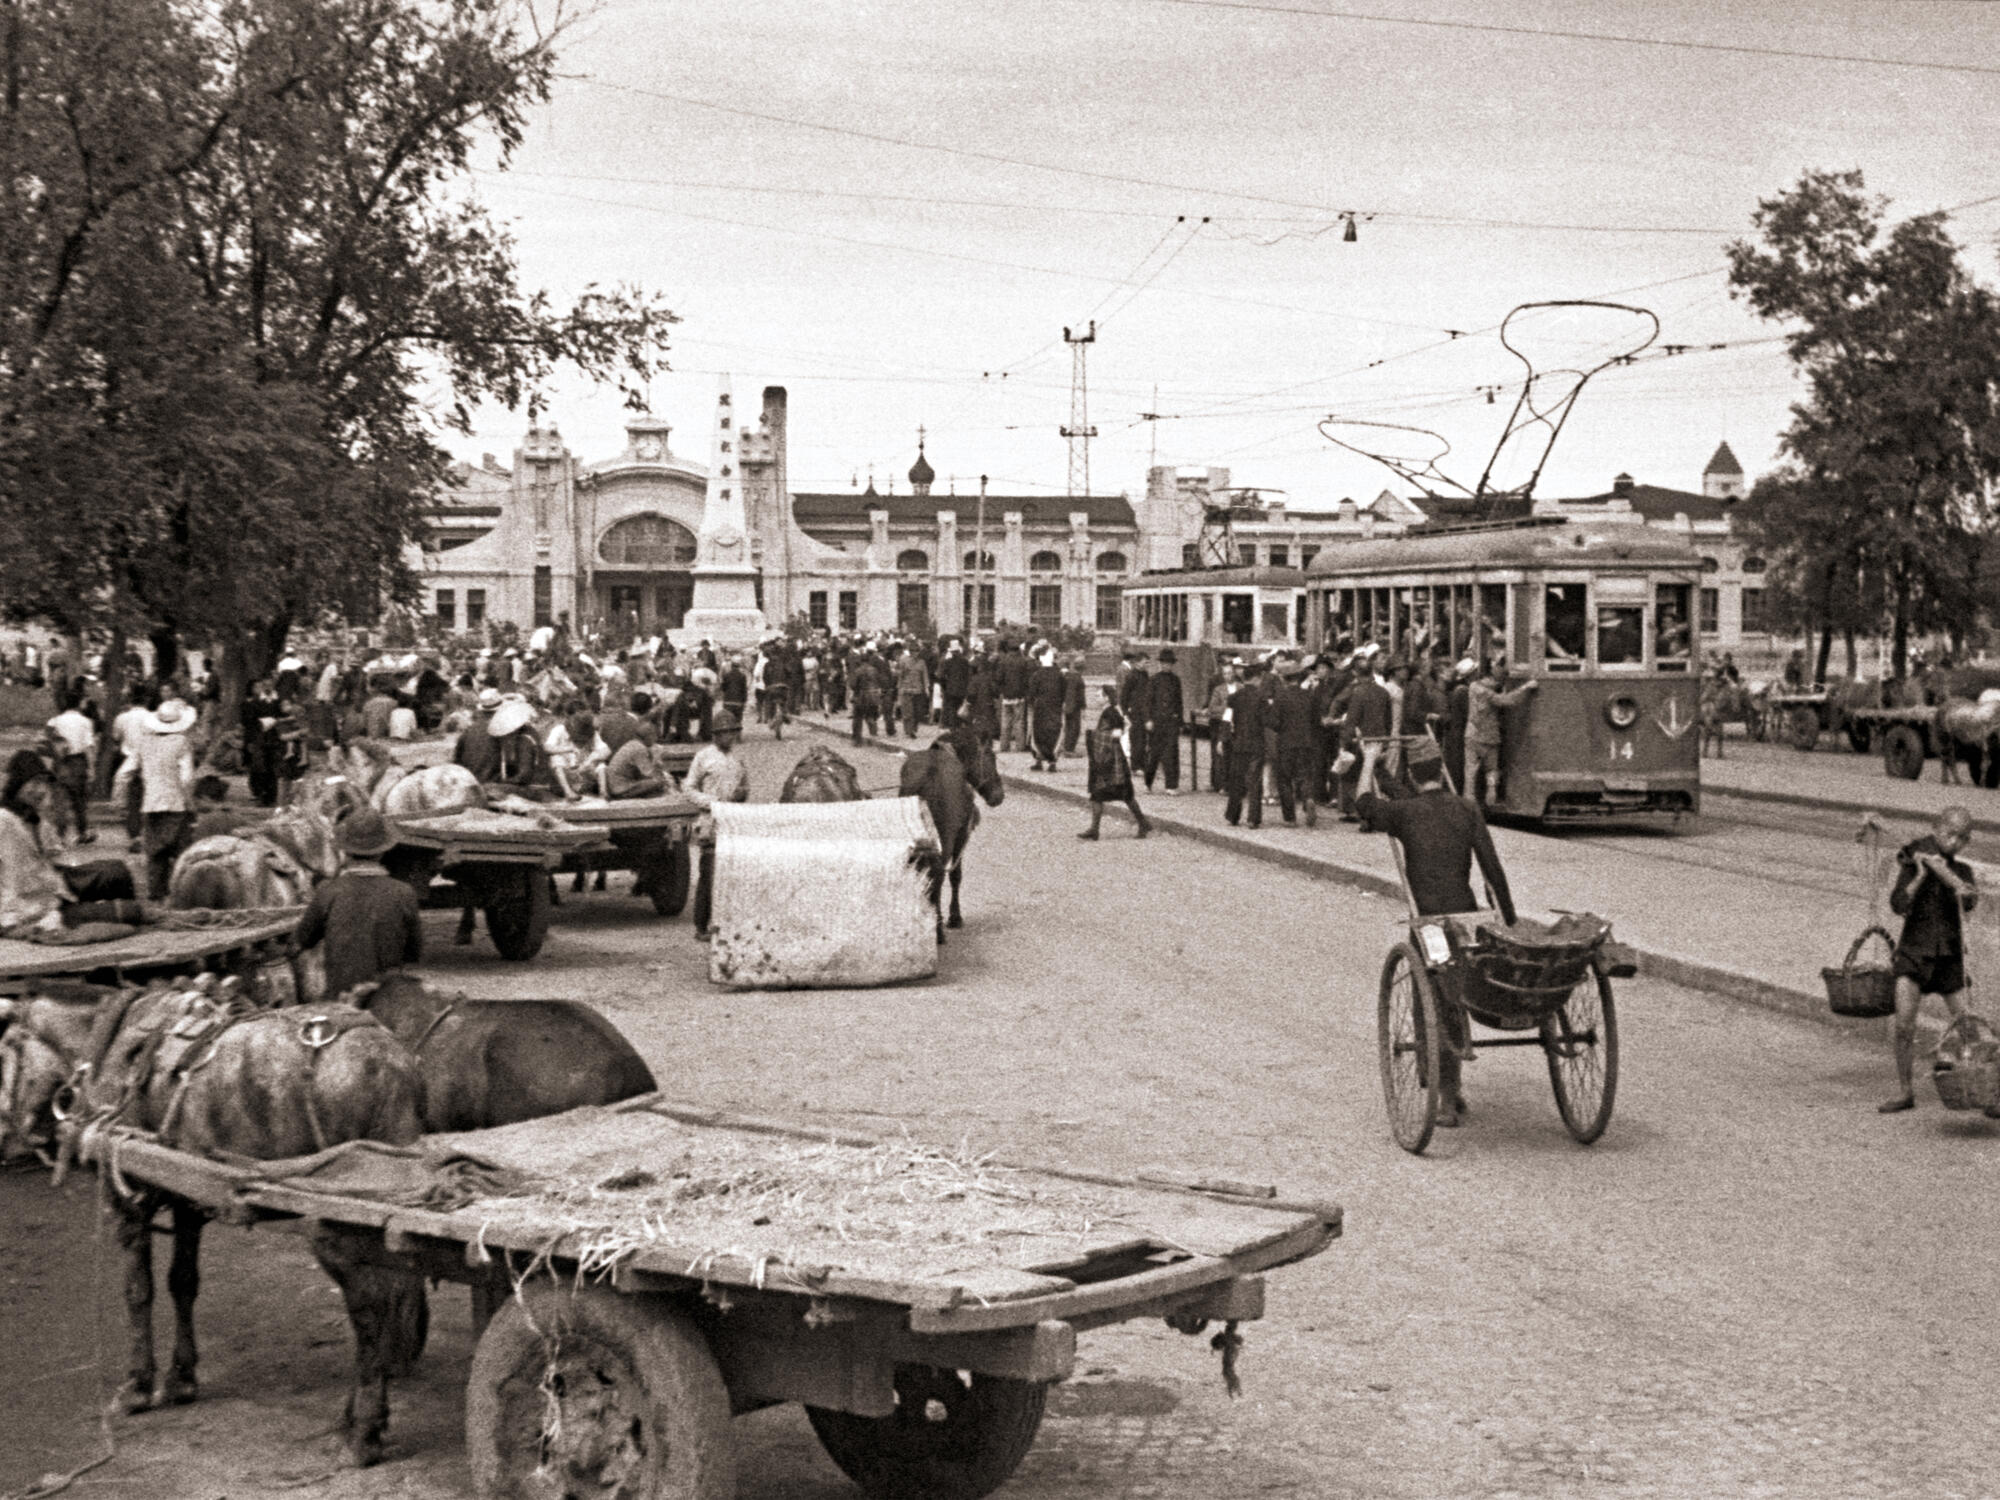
[0,0,676,695]
[1726,169,2000,676]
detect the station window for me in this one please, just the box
[838,590,858,631]
[1182,543,1199,569]
[1654,583,1692,670]
[1262,603,1289,641]
[1544,583,1587,671]
[1268,545,1289,568]
[1239,543,1259,568]
[1029,584,1063,631]
[897,582,930,628]
[1741,587,1768,634]
[1699,587,1720,635]
[466,589,486,629]
[896,549,930,572]
[1096,584,1123,630]
[962,582,995,630]
[533,566,552,629]
[808,590,828,629]
[435,589,455,631]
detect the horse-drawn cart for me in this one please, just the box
[0,912,301,994]
[63,1095,1341,1500]
[384,797,701,961]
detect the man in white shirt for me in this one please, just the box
[45,693,97,845]
[685,710,747,937]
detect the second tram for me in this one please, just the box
[1303,519,1703,821]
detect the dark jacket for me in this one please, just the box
[995,650,1032,699]
[1229,679,1268,758]
[937,653,971,699]
[1353,788,1517,925]
[1062,669,1087,717]
[453,715,501,780]
[1890,835,1977,959]
[1147,669,1185,729]
[295,867,423,1001]
[1340,677,1396,742]
[1269,679,1317,751]
[1028,663,1066,712]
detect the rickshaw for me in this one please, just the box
[1363,737,1631,1154]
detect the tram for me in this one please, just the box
[1303,518,1703,821]
[1120,565,1305,708]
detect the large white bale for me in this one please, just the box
[712,796,938,850]
[709,825,938,991]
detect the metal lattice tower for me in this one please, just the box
[1060,322,1097,499]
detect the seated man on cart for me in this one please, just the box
[1356,737,1519,1127]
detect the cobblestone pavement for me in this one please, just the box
[4,726,1998,1499]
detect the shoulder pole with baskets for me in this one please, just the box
[1823,925,1899,1018]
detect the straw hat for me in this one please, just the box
[476,687,503,711]
[711,708,742,736]
[490,699,537,738]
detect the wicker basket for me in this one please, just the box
[1932,1013,2000,1111]
[1822,926,1898,1018]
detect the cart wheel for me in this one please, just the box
[651,842,691,918]
[485,870,552,961]
[465,1281,735,1500]
[1882,725,1925,781]
[1377,944,1442,1155]
[1788,706,1820,752]
[1847,722,1874,756]
[806,1364,1047,1500]
[1542,970,1619,1145]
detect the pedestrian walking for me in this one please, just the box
[1143,651,1184,793]
[937,640,969,728]
[1079,686,1151,840]
[995,641,1030,752]
[894,645,932,739]
[1224,661,1270,828]
[1121,653,1151,787]
[1269,657,1319,826]
[1060,655,1086,755]
[1026,650,1065,770]
[1878,807,1996,1115]
[687,708,749,936]
[292,808,423,1002]
[45,689,97,844]
[1203,660,1237,793]
[119,689,199,900]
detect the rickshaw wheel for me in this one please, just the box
[1378,944,1442,1155]
[1542,970,1619,1144]
[465,1281,735,1500]
[807,1364,1048,1500]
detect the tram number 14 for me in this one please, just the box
[1608,739,1635,762]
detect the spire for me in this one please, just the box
[1704,441,1742,477]
[908,425,935,496]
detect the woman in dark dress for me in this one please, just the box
[1080,685,1152,840]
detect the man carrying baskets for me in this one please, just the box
[1879,806,1992,1115]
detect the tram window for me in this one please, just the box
[1222,593,1253,644]
[1544,583,1587,671]
[1597,605,1644,667]
[1476,583,1507,665]
[1655,583,1692,671]
[1263,602,1289,641]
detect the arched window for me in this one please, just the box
[599,513,697,567]
[1095,551,1128,573]
[1029,549,1064,573]
[1741,555,1767,574]
[963,550,997,571]
[896,548,931,572]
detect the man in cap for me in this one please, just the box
[937,639,970,729]
[1203,659,1240,793]
[1879,806,1994,1115]
[1465,659,1537,809]
[1224,659,1270,828]
[1144,651,1185,794]
[686,708,749,936]
[1268,656,1319,826]
[292,808,423,1001]
[1329,645,1395,823]
[1355,737,1519,1127]
[1027,647,1066,770]
[1443,659,1477,792]
[1061,653,1088,756]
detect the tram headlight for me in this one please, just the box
[1605,695,1641,730]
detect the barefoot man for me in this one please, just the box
[1879,805,1986,1114]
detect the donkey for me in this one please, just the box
[0,981,427,1467]
[899,725,1005,938]
[779,743,867,803]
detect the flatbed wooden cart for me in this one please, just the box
[384,797,701,961]
[64,1095,1341,1500]
[0,913,300,995]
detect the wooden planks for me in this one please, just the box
[0,917,299,982]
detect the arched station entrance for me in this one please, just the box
[598,514,697,634]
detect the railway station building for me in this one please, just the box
[412,386,1419,643]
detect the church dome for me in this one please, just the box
[908,444,935,490]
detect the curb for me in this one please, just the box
[793,714,1897,1032]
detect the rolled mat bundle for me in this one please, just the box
[709,796,940,990]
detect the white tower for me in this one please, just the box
[671,375,769,650]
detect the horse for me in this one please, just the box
[1935,694,2000,787]
[351,974,655,1133]
[0,979,427,1467]
[779,743,866,803]
[1697,677,1760,758]
[899,725,1005,938]
[167,803,342,909]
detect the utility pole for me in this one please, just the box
[973,473,989,635]
[1061,322,1098,500]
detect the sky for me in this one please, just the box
[445,0,2000,512]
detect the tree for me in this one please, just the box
[1,0,677,707]
[1726,170,2000,678]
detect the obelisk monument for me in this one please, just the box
[671,375,768,650]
